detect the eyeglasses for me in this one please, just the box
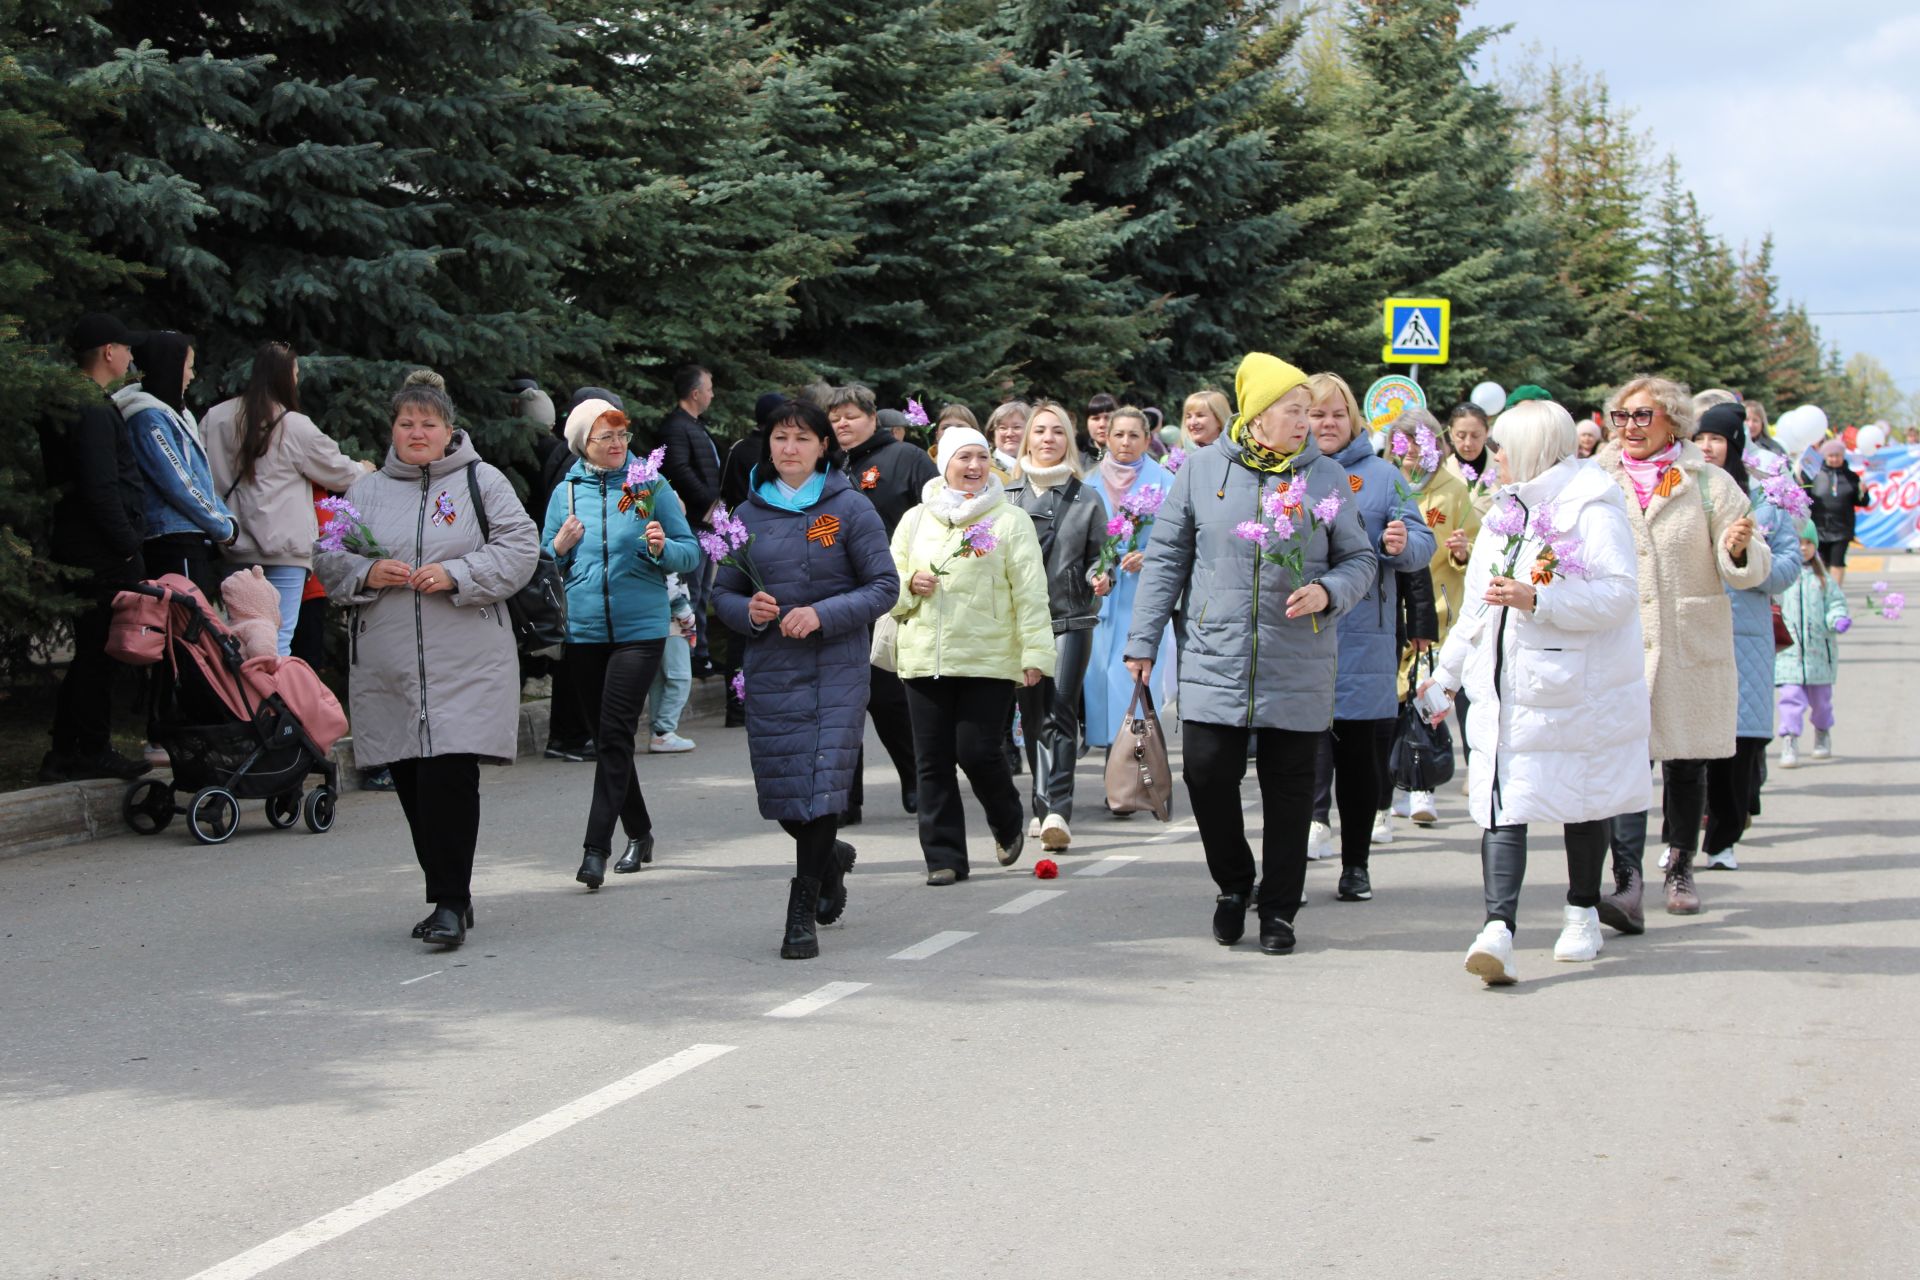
[589,431,633,446]
[1609,408,1657,429]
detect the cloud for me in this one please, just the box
[1843,13,1920,66]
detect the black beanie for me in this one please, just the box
[1696,401,1749,493]
[753,392,787,429]
[131,331,195,413]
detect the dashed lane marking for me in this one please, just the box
[397,971,442,986]
[991,890,1067,915]
[1075,855,1140,877]
[888,931,976,960]
[764,981,870,1018]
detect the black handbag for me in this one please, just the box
[1389,657,1455,791]
[466,462,568,653]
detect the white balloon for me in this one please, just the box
[1470,381,1506,416]
[1857,423,1887,452]
[1773,405,1828,458]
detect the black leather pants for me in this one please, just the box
[1017,628,1093,823]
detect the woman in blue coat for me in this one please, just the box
[712,399,899,960]
[1692,403,1800,870]
[1085,406,1178,750]
[544,398,701,892]
[1305,374,1432,903]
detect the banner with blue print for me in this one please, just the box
[1857,445,1920,550]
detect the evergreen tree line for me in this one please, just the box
[0,0,1892,652]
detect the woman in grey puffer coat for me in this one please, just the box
[315,371,538,949]
[1124,354,1376,957]
[1005,400,1113,854]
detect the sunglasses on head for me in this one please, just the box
[1608,408,1656,428]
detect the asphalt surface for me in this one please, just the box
[4,563,1917,1280]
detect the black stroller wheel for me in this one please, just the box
[188,786,241,845]
[265,790,302,830]
[123,779,175,835]
[302,786,336,834]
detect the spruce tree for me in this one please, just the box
[44,2,610,462]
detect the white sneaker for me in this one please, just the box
[1306,820,1335,860]
[1408,790,1438,825]
[1465,921,1518,985]
[648,732,696,754]
[1706,848,1739,871]
[1028,815,1043,839]
[1040,813,1072,851]
[1552,905,1604,963]
[1779,736,1799,768]
[1371,811,1394,845]
[1390,788,1411,818]
[1812,730,1831,759]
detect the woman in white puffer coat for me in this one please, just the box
[1420,400,1649,985]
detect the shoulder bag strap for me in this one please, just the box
[466,461,491,543]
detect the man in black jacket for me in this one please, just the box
[827,383,937,822]
[38,313,151,782]
[658,365,722,674]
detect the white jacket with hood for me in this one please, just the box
[1432,458,1651,828]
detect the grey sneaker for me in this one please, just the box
[1811,729,1831,759]
[649,732,696,754]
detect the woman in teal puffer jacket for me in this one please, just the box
[543,397,701,890]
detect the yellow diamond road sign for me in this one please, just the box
[1383,297,1450,365]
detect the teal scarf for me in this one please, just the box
[753,466,827,512]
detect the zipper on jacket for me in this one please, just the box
[1247,479,1262,726]
[414,469,433,756]
[599,476,613,643]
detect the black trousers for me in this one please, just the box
[1310,717,1393,866]
[570,639,665,854]
[851,662,917,810]
[1017,628,1093,822]
[548,648,592,748]
[50,591,121,757]
[1611,755,1715,873]
[780,814,840,881]
[142,535,223,600]
[1706,736,1769,853]
[903,676,1022,874]
[1481,819,1609,937]
[389,753,481,908]
[1454,689,1472,758]
[1183,721,1320,919]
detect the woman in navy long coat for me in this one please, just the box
[712,399,899,960]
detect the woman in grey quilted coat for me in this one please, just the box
[314,371,538,949]
[712,399,898,960]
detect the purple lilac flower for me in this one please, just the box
[1166,447,1188,473]
[1872,580,1889,592]
[1106,515,1135,540]
[1549,536,1588,578]
[904,398,930,428]
[1123,485,1166,519]
[1233,520,1270,548]
[698,531,728,562]
[1390,432,1411,458]
[1460,462,1479,484]
[963,522,998,556]
[1485,496,1526,537]
[1270,512,1296,542]
[1761,472,1812,520]
[1529,502,1557,540]
[317,496,360,519]
[1886,592,1907,609]
[1312,492,1343,524]
[1286,475,1310,510]
[1262,488,1287,522]
[730,672,746,704]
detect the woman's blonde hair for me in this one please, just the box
[1180,389,1231,449]
[1306,372,1366,448]
[1491,399,1578,485]
[985,400,1030,440]
[1015,400,1083,479]
[1106,405,1151,442]
[1606,374,1694,440]
[936,403,980,433]
[1692,388,1739,418]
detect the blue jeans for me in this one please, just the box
[260,565,307,657]
[648,634,692,736]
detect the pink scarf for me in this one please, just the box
[1620,440,1681,509]
[1099,454,1143,512]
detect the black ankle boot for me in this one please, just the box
[576,850,607,891]
[1212,893,1249,945]
[1258,906,1296,956]
[782,876,822,959]
[614,835,652,874]
[413,903,474,939]
[422,904,466,947]
[817,841,857,925]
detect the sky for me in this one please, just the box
[1465,0,1920,406]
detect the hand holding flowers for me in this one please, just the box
[932,520,998,576]
[1093,485,1165,579]
[316,497,391,558]
[700,502,764,591]
[1232,475,1341,631]
[619,447,668,521]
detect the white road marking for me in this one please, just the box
[991,889,1067,915]
[764,981,870,1018]
[182,1043,736,1280]
[397,971,442,986]
[1076,855,1140,877]
[888,931,976,960]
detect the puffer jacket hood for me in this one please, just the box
[1124,431,1378,730]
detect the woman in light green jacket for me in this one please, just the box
[890,428,1055,884]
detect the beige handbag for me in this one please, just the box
[1103,677,1173,821]
[870,613,898,671]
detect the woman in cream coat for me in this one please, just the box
[1421,401,1649,985]
[1593,376,1770,929]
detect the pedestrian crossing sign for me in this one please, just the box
[1382,297,1450,364]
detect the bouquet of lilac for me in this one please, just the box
[904,398,930,429]
[1759,469,1813,522]
[1093,484,1166,578]
[315,497,391,557]
[933,520,997,576]
[619,446,668,521]
[1232,476,1343,632]
[1389,423,1445,508]
[1484,496,1587,598]
[698,502,764,591]
[1165,446,1189,475]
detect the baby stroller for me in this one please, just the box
[107,574,348,845]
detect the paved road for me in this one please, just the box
[4,563,1917,1280]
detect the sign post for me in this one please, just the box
[1382,297,1451,383]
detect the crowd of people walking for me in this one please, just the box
[37,312,1874,980]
